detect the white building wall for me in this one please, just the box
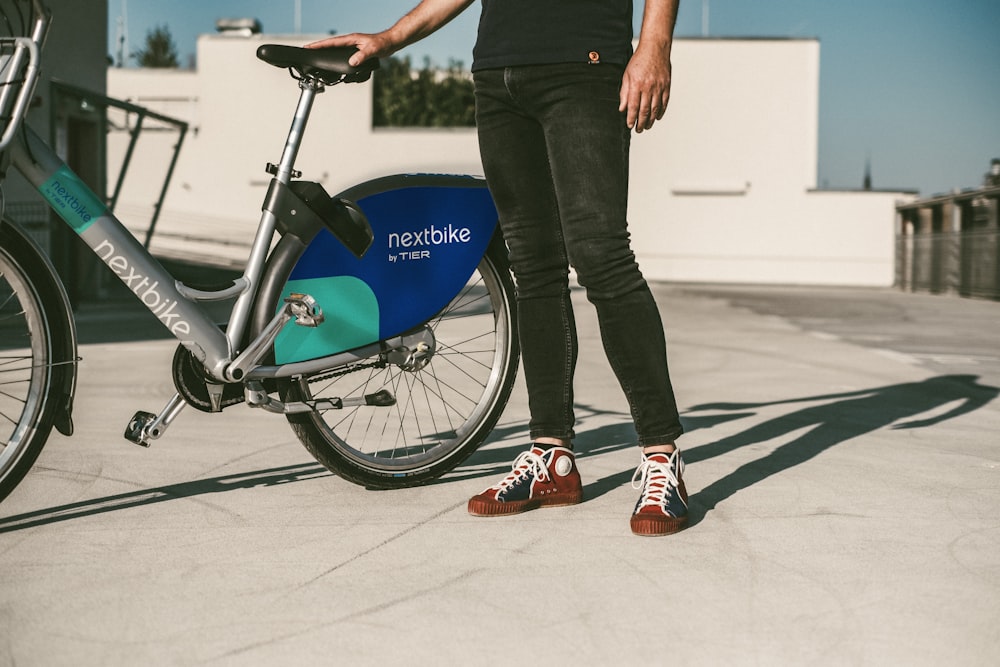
[107,34,913,284]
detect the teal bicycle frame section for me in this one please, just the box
[10,125,233,371]
[273,174,499,364]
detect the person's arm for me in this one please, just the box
[620,0,680,133]
[306,0,475,65]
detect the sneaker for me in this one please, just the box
[468,445,583,516]
[630,449,689,536]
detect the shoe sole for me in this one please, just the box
[630,515,688,536]
[468,492,583,517]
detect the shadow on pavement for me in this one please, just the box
[578,411,755,502]
[0,463,330,534]
[682,374,999,526]
[3,375,995,533]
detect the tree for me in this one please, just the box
[373,57,475,127]
[133,25,180,68]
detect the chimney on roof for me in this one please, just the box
[216,18,262,36]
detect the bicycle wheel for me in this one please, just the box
[285,240,519,488]
[0,236,59,502]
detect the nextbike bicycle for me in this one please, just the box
[0,0,519,502]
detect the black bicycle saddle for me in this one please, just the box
[256,44,379,83]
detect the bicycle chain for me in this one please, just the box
[305,359,387,385]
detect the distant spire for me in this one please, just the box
[863,155,872,191]
[115,0,129,68]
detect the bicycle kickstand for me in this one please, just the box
[124,393,188,447]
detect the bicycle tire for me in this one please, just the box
[284,238,519,488]
[0,226,61,502]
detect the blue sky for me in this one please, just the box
[109,0,1000,197]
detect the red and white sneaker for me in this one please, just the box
[630,449,689,536]
[468,445,583,517]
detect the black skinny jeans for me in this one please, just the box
[474,63,684,447]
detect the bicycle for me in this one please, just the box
[0,0,519,502]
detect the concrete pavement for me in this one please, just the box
[1,284,999,665]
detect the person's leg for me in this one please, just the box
[469,65,686,531]
[521,63,688,535]
[467,68,583,517]
[473,67,578,445]
[523,63,684,449]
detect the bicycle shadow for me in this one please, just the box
[0,463,330,534]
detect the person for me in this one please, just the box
[309,0,687,536]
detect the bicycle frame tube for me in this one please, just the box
[10,78,324,381]
[9,125,233,376]
[225,80,320,350]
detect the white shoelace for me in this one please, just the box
[632,451,683,509]
[490,449,550,491]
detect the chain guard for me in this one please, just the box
[172,345,246,413]
[173,343,387,412]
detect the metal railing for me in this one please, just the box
[50,80,189,249]
[895,229,1000,300]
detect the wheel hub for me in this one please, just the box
[386,326,436,372]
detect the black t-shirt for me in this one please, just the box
[472,0,634,71]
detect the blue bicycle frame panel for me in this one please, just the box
[274,175,498,364]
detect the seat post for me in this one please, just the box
[225,76,323,352]
[273,78,323,184]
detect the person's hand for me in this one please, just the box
[305,32,396,66]
[619,46,672,133]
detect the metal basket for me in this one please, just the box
[0,0,44,150]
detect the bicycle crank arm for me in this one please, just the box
[124,393,188,447]
[224,293,323,382]
[243,380,394,415]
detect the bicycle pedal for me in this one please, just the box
[124,411,156,447]
[284,293,324,327]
